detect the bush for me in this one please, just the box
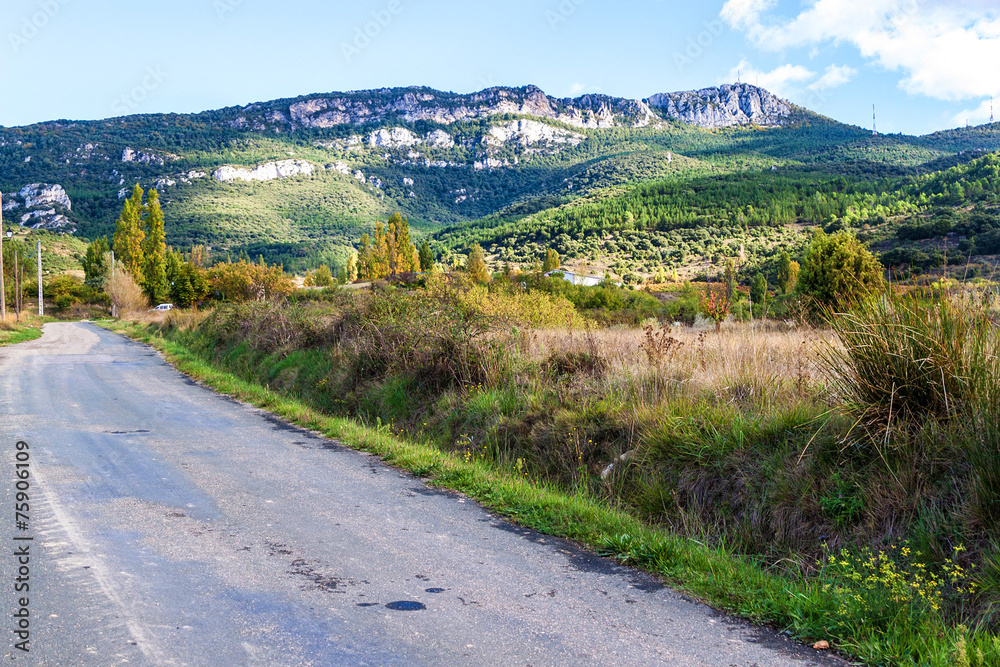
[208,260,294,302]
[797,230,884,312]
[105,266,148,317]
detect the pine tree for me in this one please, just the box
[141,188,168,303]
[112,185,146,281]
[466,244,490,284]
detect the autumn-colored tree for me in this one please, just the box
[777,251,800,295]
[356,214,418,280]
[208,260,294,301]
[542,248,560,273]
[371,223,390,277]
[345,251,358,283]
[358,233,374,280]
[388,212,416,275]
[310,265,334,287]
[466,244,491,284]
[189,244,209,268]
[112,185,145,280]
[701,285,730,333]
[141,188,169,303]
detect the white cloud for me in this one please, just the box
[724,59,814,98]
[720,0,1000,101]
[808,64,858,91]
[568,82,587,96]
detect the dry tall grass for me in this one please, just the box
[529,324,834,407]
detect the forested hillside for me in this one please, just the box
[2,83,999,275]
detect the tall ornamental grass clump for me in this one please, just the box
[822,288,1000,442]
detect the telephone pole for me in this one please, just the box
[37,240,43,317]
[1,191,6,322]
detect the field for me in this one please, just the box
[113,274,1000,666]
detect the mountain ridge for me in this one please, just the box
[2,82,1000,274]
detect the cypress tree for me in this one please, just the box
[418,241,433,272]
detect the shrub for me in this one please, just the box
[208,260,294,301]
[105,266,148,317]
[798,230,884,312]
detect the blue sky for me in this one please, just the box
[1,0,997,135]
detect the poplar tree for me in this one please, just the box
[346,251,358,283]
[358,234,373,280]
[466,244,490,284]
[542,248,560,273]
[141,188,168,303]
[112,185,146,281]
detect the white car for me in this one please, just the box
[152,304,174,312]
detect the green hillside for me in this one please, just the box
[2,85,1000,275]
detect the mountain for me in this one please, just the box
[2,83,999,273]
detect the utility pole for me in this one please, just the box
[13,240,18,322]
[37,240,43,317]
[1,191,6,322]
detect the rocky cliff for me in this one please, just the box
[1,184,75,231]
[212,159,315,183]
[645,83,793,128]
[230,85,660,132]
[224,83,793,134]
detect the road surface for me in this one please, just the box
[0,323,846,666]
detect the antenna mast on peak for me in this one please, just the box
[992,97,995,123]
[872,104,878,137]
[737,70,741,85]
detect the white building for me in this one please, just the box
[543,270,605,287]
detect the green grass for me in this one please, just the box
[102,318,1000,666]
[0,320,46,347]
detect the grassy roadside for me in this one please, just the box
[0,315,51,347]
[99,318,1000,667]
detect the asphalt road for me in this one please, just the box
[0,322,847,666]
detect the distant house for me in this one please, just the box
[543,270,605,287]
